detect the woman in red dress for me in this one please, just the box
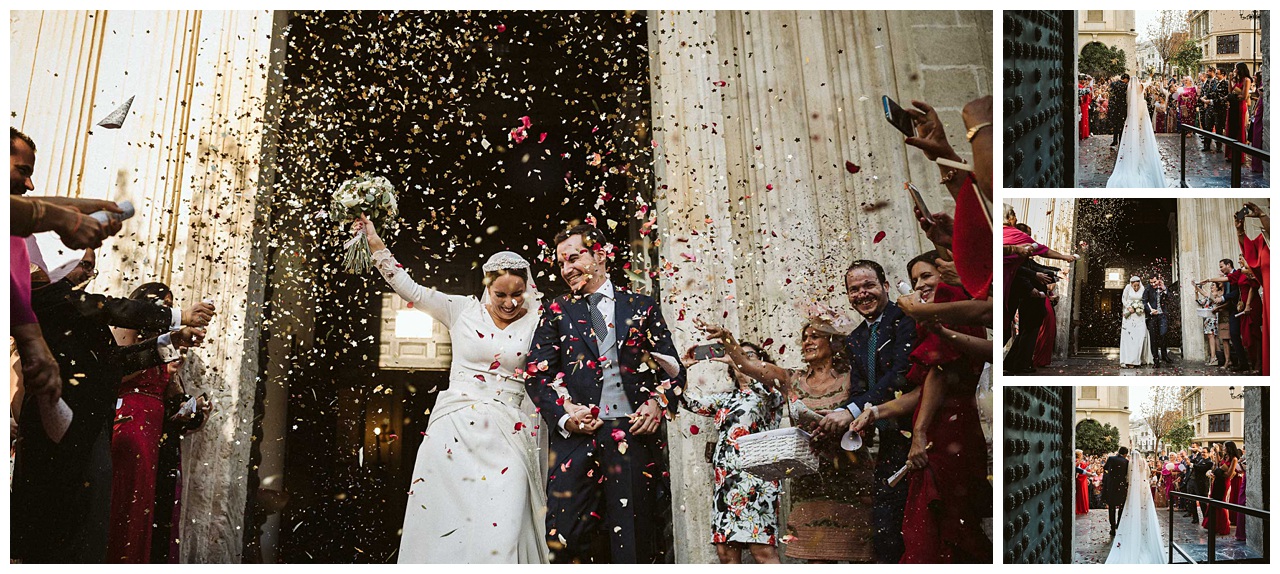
[1226,63,1253,162]
[1074,450,1091,515]
[1033,287,1057,368]
[851,253,992,563]
[107,283,178,563]
[1079,77,1092,139]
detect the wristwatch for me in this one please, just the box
[965,122,992,142]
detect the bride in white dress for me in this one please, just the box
[1107,78,1167,188]
[1119,276,1154,368]
[1105,454,1167,563]
[355,216,549,563]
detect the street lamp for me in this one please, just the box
[1241,11,1261,74]
[1228,386,1245,400]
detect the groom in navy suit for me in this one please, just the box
[815,259,917,562]
[525,224,686,564]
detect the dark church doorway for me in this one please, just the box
[1069,198,1182,354]
[247,11,654,563]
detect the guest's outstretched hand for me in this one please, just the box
[850,405,877,434]
[903,100,959,162]
[815,408,853,441]
[916,208,954,249]
[906,433,930,470]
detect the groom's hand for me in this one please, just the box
[565,402,602,435]
[629,399,663,435]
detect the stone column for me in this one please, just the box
[10,10,277,563]
[1243,386,1267,554]
[650,10,991,562]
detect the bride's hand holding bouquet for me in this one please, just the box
[331,174,399,273]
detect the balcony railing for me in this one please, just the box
[1168,490,1268,563]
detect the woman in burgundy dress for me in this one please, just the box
[1249,72,1265,172]
[106,283,178,563]
[1203,451,1234,536]
[1226,63,1253,162]
[1238,262,1263,374]
[852,253,992,563]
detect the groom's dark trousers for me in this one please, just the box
[545,420,671,563]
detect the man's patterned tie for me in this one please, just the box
[866,321,879,386]
[588,292,607,345]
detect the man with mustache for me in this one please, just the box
[525,223,686,563]
[815,259,917,562]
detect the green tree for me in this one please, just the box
[1076,419,1121,455]
[1170,39,1203,76]
[1079,42,1128,80]
[1164,423,1196,452]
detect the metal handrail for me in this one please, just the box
[1178,123,1269,188]
[1168,490,1270,564]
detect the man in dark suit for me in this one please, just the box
[525,224,686,563]
[1102,446,1130,537]
[1191,446,1215,523]
[815,259,916,562]
[11,266,212,563]
[1144,275,1170,366]
[1207,67,1231,152]
[1110,74,1130,146]
[1201,67,1220,150]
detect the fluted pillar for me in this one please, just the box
[10,10,277,563]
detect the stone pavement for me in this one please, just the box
[1073,505,1258,563]
[1078,133,1269,188]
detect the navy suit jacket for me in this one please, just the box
[524,287,686,429]
[843,301,916,419]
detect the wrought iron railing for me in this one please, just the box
[1168,490,1269,563]
[1177,124,1269,188]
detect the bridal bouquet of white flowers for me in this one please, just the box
[331,174,399,273]
[1125,300,1144,319]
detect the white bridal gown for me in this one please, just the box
[1107,80,1168,188]
[1119,284,1154,366]
[373,249,548,564]
[1105,456,1167,563]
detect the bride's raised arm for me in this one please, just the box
[355,215,468,329]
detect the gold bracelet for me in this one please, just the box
[939,168,959,184]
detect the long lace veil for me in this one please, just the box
[1107,79,1166,188]
[1105,455,1168,563]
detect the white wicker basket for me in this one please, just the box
[736,426,819,481]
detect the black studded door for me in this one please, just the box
[1003,386,1074,564]
[1003,11,1075,188]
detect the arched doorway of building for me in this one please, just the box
[1067,198,1182,357]
[245,11,655,563]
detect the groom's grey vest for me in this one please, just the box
[594,299,634,419]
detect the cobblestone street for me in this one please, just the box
[1078,133,1269,188]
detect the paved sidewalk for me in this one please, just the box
[1078,133,1268,188]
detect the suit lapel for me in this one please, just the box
[612,291,634,349]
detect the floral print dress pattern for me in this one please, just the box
[683,381,785,545]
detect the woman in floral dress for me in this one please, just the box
[698,317,876,563]
[681,341,784,564]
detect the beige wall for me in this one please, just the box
[1075,386,1131,448]
[1078,10,1138,73]
[1182,386,1245,444]
[1191,10,1264,73]
[10,10,277,563]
